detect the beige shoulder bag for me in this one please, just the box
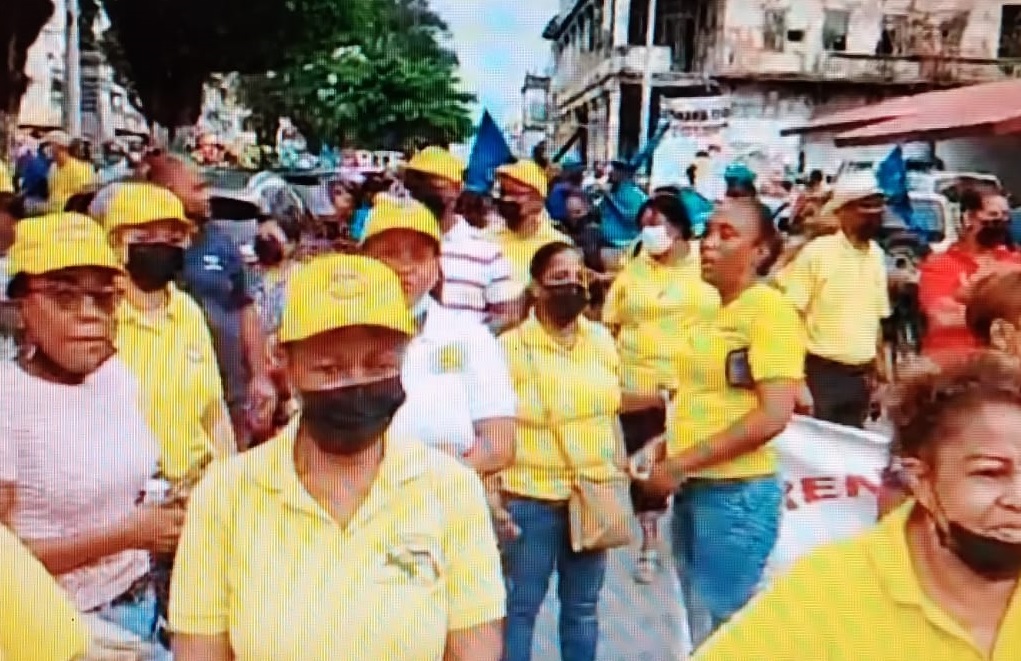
[521,337,633,553]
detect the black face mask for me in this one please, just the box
[936,518,1021,580]
[125,243,184,292]
[541,283,589,326]
[496,199,525,231]
[299,376,407,456]
[976,222,1010,249]
[253,236,285,266]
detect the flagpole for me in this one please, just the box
[638,0,658,171]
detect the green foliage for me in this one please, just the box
[238,0,475,150]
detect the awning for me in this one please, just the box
[780,80,1021,138]
[834,80,1021,146]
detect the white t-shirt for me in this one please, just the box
[0,357,159,611]
[390,298,516,453]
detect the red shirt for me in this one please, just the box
[918,243,1021,357]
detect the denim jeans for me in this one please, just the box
[670,475,782,649]
[91,587,173,661]
[502,497,608,661]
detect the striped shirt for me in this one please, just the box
[440,217,519,323]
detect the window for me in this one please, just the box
[1000,5,1021,58]
[822,9,849,51]
[877,14,909,56]
[763,9,787,53]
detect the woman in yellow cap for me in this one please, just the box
[359,195,515,473]
[0,212,181,658]
[170,254,505,661]
[104,182,235,482]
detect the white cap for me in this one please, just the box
[819,170,884,217]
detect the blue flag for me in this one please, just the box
[877,145,914,232]
[465,110,515,194]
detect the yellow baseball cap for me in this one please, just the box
[360,194,442,245]
[8,212,121,279]
[278,254,414,343]
[404,147,465,183]
[103,182,193,234]
[496,160,549,198]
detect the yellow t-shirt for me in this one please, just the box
[488,214,573,288]
[499,314,625,501]
[0,162,13,194]
[116,286,227,479]
[603,247,719,393]
[169,428,505,660]
[47,158,95,210]
[694,501,1021,661]
[776,231,891,365]
[668,283,805,479]
[0,525,89,661]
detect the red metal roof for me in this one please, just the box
[780,80,1021,138]
[833,80,1021,147]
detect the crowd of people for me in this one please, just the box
[1,135,1020,661]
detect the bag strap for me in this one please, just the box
[517,335,579,480]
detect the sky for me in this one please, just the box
[430,0,555,128]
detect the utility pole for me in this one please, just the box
[638,0,658,168]
[64,0,83,136]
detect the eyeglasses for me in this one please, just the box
[27,283,121,314]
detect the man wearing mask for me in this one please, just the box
[45,131,96,212]
[919,187,1021,359]
[98,140,132,184]
[402,147,518,333]
[144,154,276,450]
[490,160,573,292]
[777,171,891,428]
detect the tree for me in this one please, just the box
[97,0,373,130]
[0,0,55,159]
[238,0,475,150]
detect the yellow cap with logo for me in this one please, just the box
[279,254,414,342]
[360,194,442,245]
[404,146,465,183]
[496,160,549,198]
[8,212,121,278]
[103,182,193,234]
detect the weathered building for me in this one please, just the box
[545,0,1021,170]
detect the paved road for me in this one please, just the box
[530,519,692,661]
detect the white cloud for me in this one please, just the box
[431,0,554,126]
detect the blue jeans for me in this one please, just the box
[670,475,782,648]
[502,497,608,661]
[91,587,173,661]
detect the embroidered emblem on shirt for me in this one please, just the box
[185,344,204,363]
[202,254,224,271]
[384,541,441,585]
[434,343,465,373]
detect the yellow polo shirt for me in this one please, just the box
[776,231,891,366]
[116,285,226,479]
[499,314,625,501]
[668,283,805,479]
[694,501,1021,661]
[1,525,89,661]
[47,158,95,210]
[169,426,505,660]
[488,213,573,288]
[603,247,719,393]
[0,162,13,194]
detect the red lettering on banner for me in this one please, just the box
[802,477,840,504]
[784,474,882,510]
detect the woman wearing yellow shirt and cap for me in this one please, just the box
[499,241,628,661]
[695,352,1021,661]
[103,183,235,480]
[603,193,720,584]
[644,198,804,647]
[170,255,505,661]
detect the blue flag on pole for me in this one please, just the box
[465,110,515,194]
[877,145,915,232]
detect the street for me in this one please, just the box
[530,521,692,661]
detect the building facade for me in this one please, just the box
[545,0,1021,170]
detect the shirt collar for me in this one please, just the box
[117,283,186,327]
[836,229,879,256]
[519,310,593,353]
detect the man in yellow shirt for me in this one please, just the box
[45,131,96,212]
[489,160,572,289]
[170,255,505,661]
[776,171,891,428]
[1,524,89,661]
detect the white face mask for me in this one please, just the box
[641,225,674,256]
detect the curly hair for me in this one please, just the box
[965,270,1021,344]
[887,350,1021,459]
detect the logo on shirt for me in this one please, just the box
[433,343,465,373]
[202,254,224,271]
[185,343,204,363]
